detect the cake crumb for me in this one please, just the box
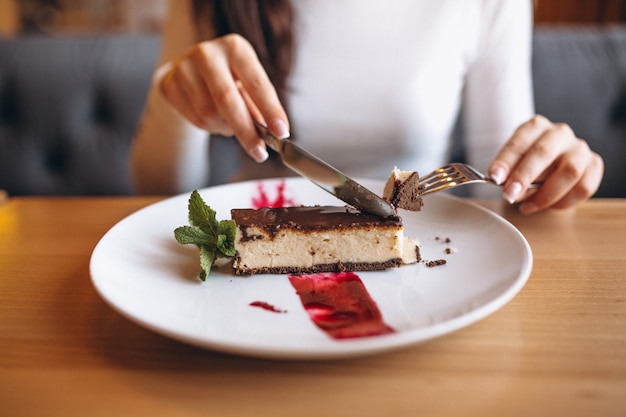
[425,259,447,268]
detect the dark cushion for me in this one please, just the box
[0,35,160,195]
[533,26,626,198]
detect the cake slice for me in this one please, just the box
[231,206,420,275]
[383,167,424,211]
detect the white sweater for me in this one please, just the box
[131,0,534,194]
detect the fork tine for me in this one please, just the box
[418,162,539,196]
[418,165,456,183]
[420,183,455,196]
[420,172,464,188]
[419,166,464,185]
[418,163,478,196]
[420,173,466,195]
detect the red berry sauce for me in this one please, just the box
[249,301,286,314]
[288,272,395,339]
[251,180,298,209]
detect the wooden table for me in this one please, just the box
[1,196,625,417]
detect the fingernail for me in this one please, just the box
[503,181,523,204]
[249,144,269,163]
[269,118,290,139]
[520,202,538,216]
[490,166,507,185]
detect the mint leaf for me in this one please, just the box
[216,219,237,257]
[174,225,215,246]
[216,235,235,257]
[198,246,216,282]
[174,190,238,280]
[188,190,217,236]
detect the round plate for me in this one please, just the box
[90,178,532,360]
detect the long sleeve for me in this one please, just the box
[129,0,211,195]
[462,0,535,174]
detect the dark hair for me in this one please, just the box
[192,0,295,116]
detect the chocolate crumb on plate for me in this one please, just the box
[425,259,447,268]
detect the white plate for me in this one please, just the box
[90,178,532,360]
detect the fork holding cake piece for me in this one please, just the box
[382,167,424,212]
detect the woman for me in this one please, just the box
[131,0,603,215]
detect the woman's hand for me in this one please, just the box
[488,115,604,215]
[158,34,290,163]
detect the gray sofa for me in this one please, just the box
[0,27,625,197]
[0,35,160,195]
[532,26,625,198]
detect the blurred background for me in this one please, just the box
[0,0,624,35]
[0,0,625,197]
[0,0,166,34]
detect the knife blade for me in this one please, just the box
[254,121,396,218]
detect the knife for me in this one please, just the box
[254,121,396,218]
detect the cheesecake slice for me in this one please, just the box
[231,206,420,275]
[383,167,424,211]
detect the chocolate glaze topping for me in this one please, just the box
[231,206,401,237]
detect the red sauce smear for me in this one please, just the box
[249,301,286,314]
[288,272,395,339]
[251,180,298,209]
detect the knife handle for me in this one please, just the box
[254,120,284,153]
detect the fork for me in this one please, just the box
[419,163,542,196]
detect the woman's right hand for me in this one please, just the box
[158,33,290,162]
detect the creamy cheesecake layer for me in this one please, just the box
[231,206,419,275]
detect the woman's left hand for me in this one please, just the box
[488,115,604,215]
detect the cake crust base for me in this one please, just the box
[234,258,403,276]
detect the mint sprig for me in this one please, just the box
[174,190,236,281]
